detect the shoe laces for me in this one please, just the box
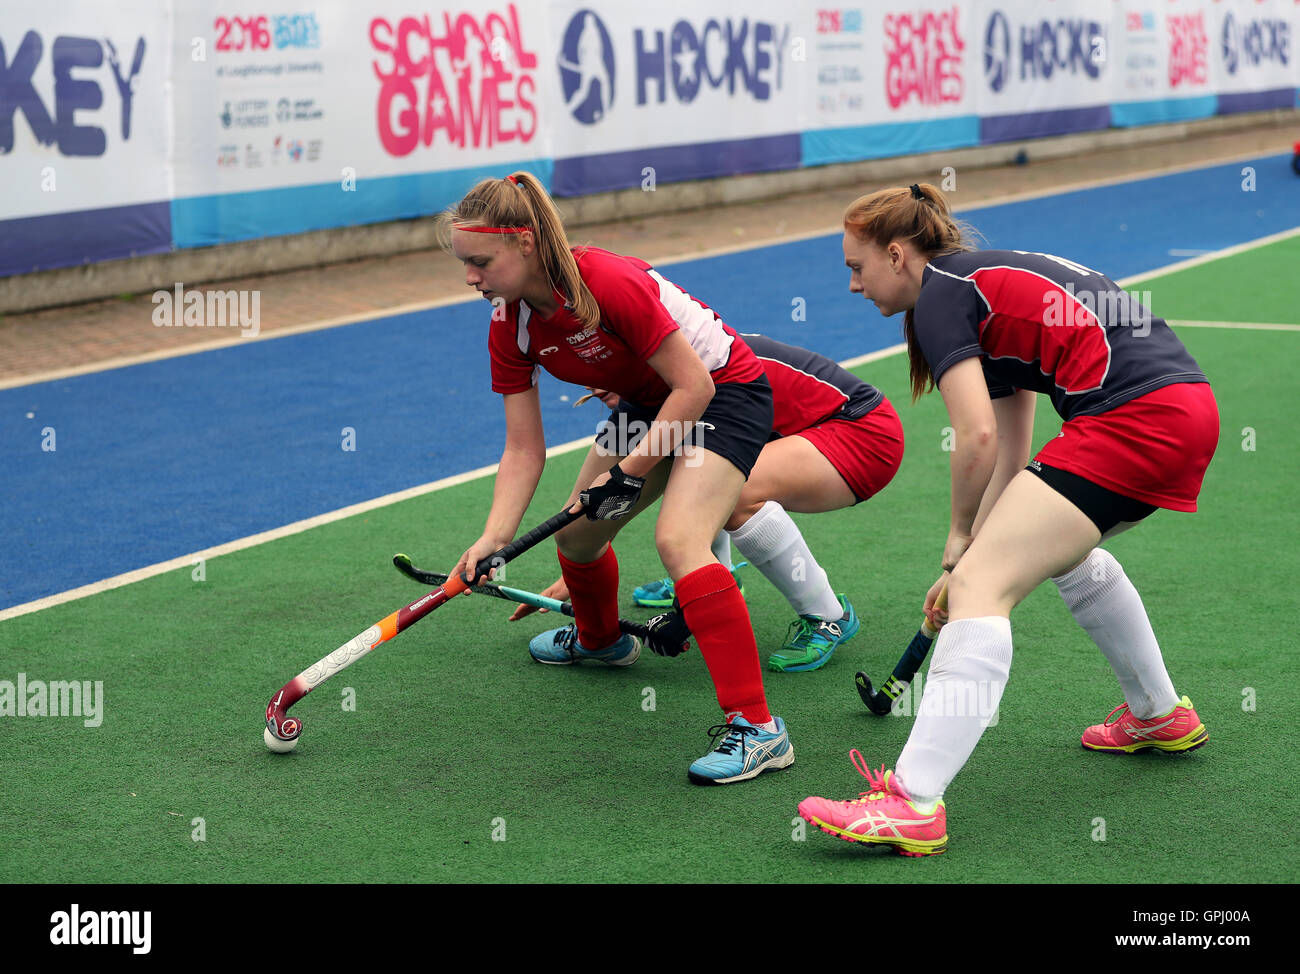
[553,625,581,654]
[1102,702,1132,726]
[848,748,891,801]
[782,617,829,651]
[704,719,757,757]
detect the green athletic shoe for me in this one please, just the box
[632,563,747,608]
[768,595,860,672]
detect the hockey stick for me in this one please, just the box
[855,585,948,716]
[390,554,681,652]
[263,507,581,749]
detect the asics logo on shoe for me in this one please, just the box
[822,623,842,638]
[740,736,787,771]
[1125,716,1177,739]
[846,810,938,836]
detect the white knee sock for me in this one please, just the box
[727,501,843,620]
[896,617,1013,804]
[1053,548,1178,719]
[711,532,734,572]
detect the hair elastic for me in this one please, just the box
[909,183,924,200]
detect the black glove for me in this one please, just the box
[579,464,645,520]
[644,608,692,658]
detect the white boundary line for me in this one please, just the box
[0,434,592,622]
[4,176,1298,621]
[1118,225,1300,287]
[1169,319,1300,332]
[3,146,1290,392]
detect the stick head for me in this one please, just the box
[265,700,302,743]
[854,672,892,716]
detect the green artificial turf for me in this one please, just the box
[1139,234,1300,325]
[3,275,1297,884]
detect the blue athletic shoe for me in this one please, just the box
[632,563,747,608]
[687,714,795,785]
[528,624,640,666]
[768,594,860,672]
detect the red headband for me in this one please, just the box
[452,224,533,234]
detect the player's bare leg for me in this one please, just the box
[727,435,861,670]
[898,471,1201,813]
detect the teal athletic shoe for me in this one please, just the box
[688,714,794,785]
[632,563,747,608]
[767,594,859,673]
[528,624,640,666]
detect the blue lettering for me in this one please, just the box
[701,19,725,86]
[1017,19,1105,82]
[52,36,104,156]
[670,20,700,104]
[0,31,55,151]
[634,28,665,104]
[0,30,145,155]
[752,21,773,100]
[104,37,145,140]
[633,17,786,105]
[1084,22,1104,79]
[725,18,750,95]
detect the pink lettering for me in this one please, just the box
[1168,13,1208,89]
[884,7,965,110]
[370,4,539,156]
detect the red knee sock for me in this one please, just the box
[676,562,771,724]
[558,546,622,650]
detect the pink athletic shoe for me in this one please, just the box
[797,750,947,857]
[1082,695,1208,753]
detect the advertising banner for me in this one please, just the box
[0,0,172,276]
[974,0,1113,142]
[1210,0,1295,113]
[545,1,803,195]
[170,1,550,247]
[1110,0,1216,126]
[2,1,1297,277]
[803,4,980,166]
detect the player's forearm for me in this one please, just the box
[620,378,713,479]
[949,429,997,536]
[483,445,546,544]
[971,390,1036,537]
